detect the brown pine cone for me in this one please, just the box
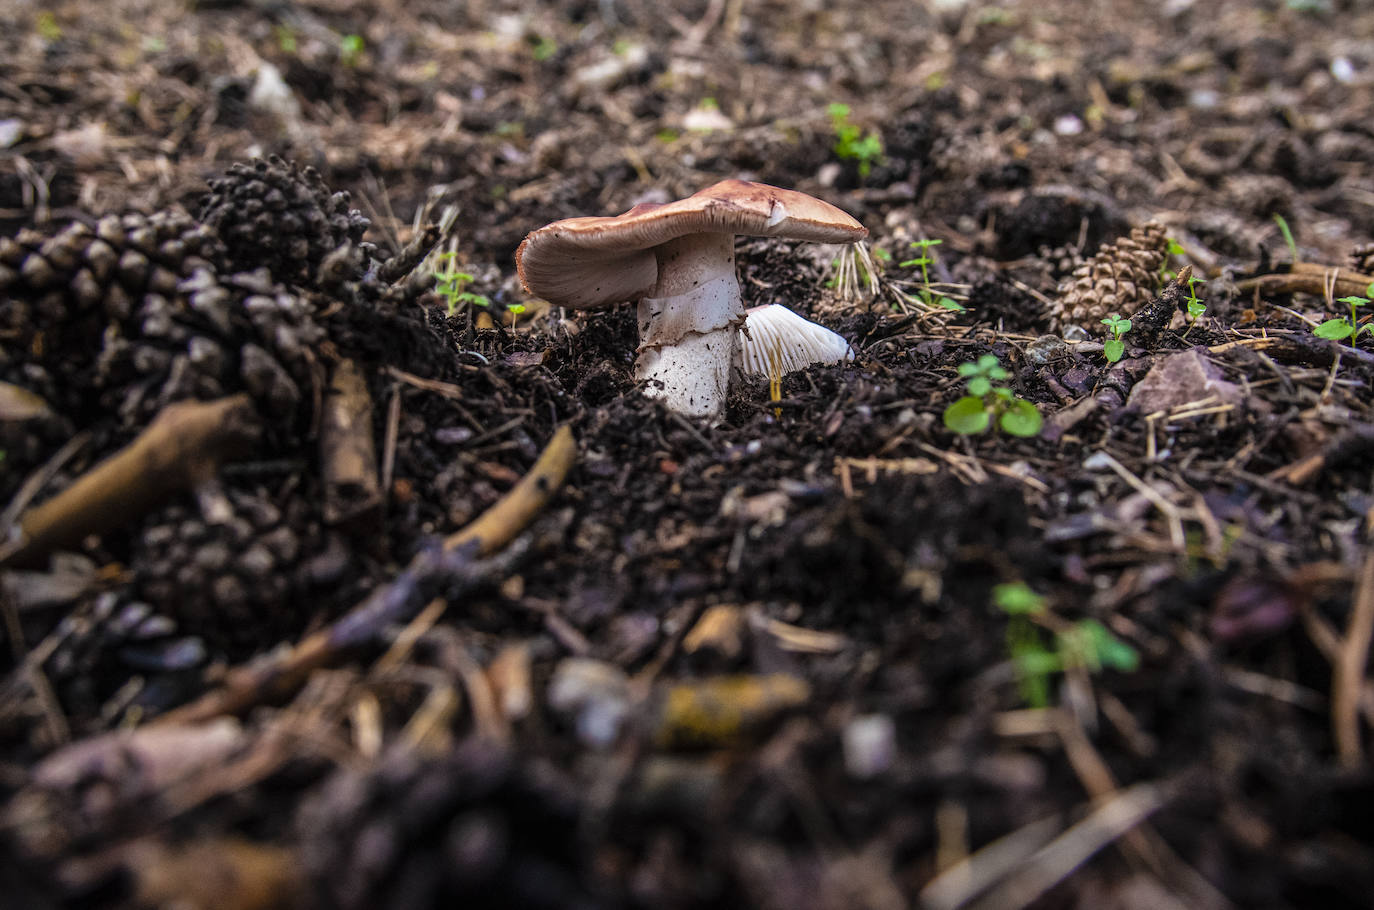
[0,212,221,355]
[0,213,326,431]
[1050,220,1170,331]
[42,592,206,722]
[1037,243,1085,282]
[199,156,372,286]
[296,741,594,910]
[131,486,340,653]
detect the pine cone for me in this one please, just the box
[43,591,206,722]
[131,486,336,653]
[199,156,371,286]
[1350,242,1374,275]
[297,741,592,910]
[0,213,223,412]
[1050,220,1169,331]
[91,265,325,426]
[1037,243,1085,281]
[0,211,326,430]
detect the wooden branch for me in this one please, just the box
[377,222,442,284]
[1,395,261,568]
[1235,265,1374,301]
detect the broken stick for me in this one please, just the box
[1,395,261,569]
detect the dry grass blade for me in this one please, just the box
[948,783,1167,910]
[1334,548,1374,767]
[919,815,1063,910]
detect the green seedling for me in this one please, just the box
[433,253,489,315]
[943,354,1042,437]
[339,34,365,67]
[828,103,884,178]
[274,25,298,54]
[1313,282,1374,345]
[899,238,963,311]
[994,582,1140,709]
[1162,238,1185,281]
[35,11,61,42]
[1184,273,1206,321]
[1101,312,1132,363]
[1180,272,1207,339]
[433,253,526,325]
[530,35,558,61]
[1273,213,1299,263]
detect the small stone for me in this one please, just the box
[843,714,897,779]
[1025,334,1069,365]
[547,658,632,749]
[1126,348,1245,415]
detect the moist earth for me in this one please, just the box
[2,1,1373,908]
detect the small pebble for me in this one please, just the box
[1053,114,1084,136]
[843,714,896,779]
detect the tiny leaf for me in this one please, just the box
[943,396,991,434]
[1314,319,1354,340]
[994,582,1045,615]
[998,398,1043,437]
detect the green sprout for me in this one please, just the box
[1313,282,1374,346]
[530,35,558,61]
[1162,238,1185,281]
[827,103,884,178]
[35,11,62,42]
[899,238,964,311]
[433,253,490,316]
[1101,313,1132,363]
[274,25,298,54]
[432,254,527,326]
[1273,213,1299,263]
[994,582,1140,709]
[943,354,1042,437]
[1184,273,1206,321]
[339,34,365,67]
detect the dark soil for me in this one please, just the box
[2,1,1373,908]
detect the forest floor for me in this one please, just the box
[2,0,1374,908]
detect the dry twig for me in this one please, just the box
[0,396,261,568]
[320,358,382,526]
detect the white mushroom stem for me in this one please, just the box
[633,234,746,419]
[735,304,854,379]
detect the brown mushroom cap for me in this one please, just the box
[515,179,868,310]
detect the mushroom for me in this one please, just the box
[515,179,867,418]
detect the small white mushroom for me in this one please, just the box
[515,179,866,418]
